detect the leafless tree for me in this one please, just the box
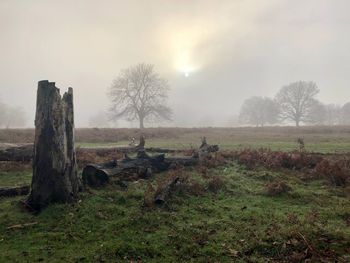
[4,106,26,128]
[239,96,280,127]
[88,111,111,128]
[109,63,172,129]
[0,98,26,128]
[0,99,7,127]
[306,100,326,125]
[324,104,342,125]
[341,102,350,125]
[275,81,319,127]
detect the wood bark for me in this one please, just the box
[154,176,180,205]
[81,137,218,188]
[62,88,81,193]
[0,144,180,162]
[0,186,30,197]
[82,150,200,188]
[0,144,33,162]
[26,80,80,210]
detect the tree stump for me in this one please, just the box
[62,88,81,193]
[26,80,80,210]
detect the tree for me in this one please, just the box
[88,111,111,128]
[324,104,342,125]
[109,63,172,129]
[0,99,7,127]
[341,102,350,125]
[275,81,319,127]
[0,97,26,128]
[239,96,280,127]
[27,81,80,210]
[306,100,326,125]
[3,106,26,128]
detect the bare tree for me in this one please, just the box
[306,100,326,125]
[275,81,319,127]
[341,102,350,125]
[0,99,7,127]
[324,104,342,125]
[239,96,280,127]
[0,97,26,128]
[109,63,172,129]
[3,106,26,128]
[88,110,111,128]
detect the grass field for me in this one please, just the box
[0,127,350,262]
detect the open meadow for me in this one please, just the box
[0,127,349,262]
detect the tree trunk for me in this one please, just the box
[139,116,144,129]
[0,144,181,162]
[62,88,81,193]
[82,138,218,188]
[26,80,80,211]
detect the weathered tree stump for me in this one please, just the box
[63,88,81,193]
[26,80,80,210]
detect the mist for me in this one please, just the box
[1,0,349,127]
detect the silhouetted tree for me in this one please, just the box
[109,63,172,129]
[239,96,280,127]
[275,81,319,127]
[341,102,350,125]
[0,97,26,128]
[0,99,7,127]
[88,111,111,128]
[324,104,342,125]
[3,106,26,128]
[306,100,326,125]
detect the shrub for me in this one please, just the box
[313,159,350,186]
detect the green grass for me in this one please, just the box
[0,169,31,187]
[0,161,349,262]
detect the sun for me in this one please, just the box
[175,50,196,78]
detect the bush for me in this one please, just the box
[313,159,350,186]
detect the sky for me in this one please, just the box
[0,0,349,127]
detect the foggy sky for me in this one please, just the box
[1,0,349,127]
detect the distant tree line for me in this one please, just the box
[0,98,26,128]
[239,81,350,127]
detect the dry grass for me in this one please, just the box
[265,180,292,196]
[2,126,350,143]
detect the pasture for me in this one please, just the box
[0,127,349,262]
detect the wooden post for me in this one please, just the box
[26,80,80,210]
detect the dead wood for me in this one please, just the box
[0,185,30,197]
[154,175,180,205]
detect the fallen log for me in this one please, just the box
[0,185,30,197]
[82,153,199,188]
[82,137,219,188]
[0,144,33,162]
[0,144,180,162]
[154,175,180,205]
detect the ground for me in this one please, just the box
[0,127,349,262]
